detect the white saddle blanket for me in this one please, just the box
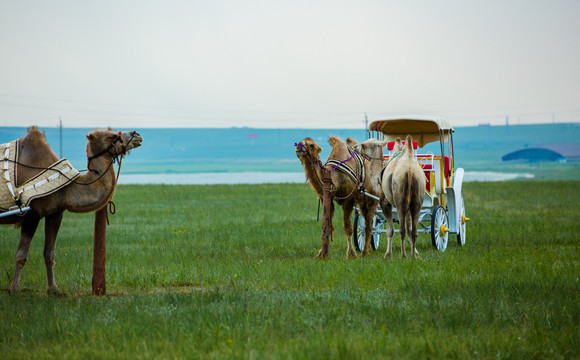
[1,141,80,213]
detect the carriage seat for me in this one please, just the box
[419,156,450,193]
[416,155,450,192]
[386,141,417,151]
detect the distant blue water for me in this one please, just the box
[117,171,534,185]
[118,172,307,185]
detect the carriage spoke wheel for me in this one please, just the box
[371,216,381,251]
[431,205,449,251]
[353,211,365,252]
[457,197,468,246]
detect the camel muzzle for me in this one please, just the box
[121,131,143,151]
[294,142,306,156]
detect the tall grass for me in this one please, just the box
[1,181,579,359]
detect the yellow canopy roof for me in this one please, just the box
[368,115,453,148]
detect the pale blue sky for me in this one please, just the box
[1,0,579,128]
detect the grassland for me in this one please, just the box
[1,181,579,359]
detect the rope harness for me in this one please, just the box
[295,142,367,201]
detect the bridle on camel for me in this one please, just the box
[84,131,136,185]
[82,131,138,223]
[295,142,325,189]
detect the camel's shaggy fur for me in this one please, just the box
[1,126,142,294]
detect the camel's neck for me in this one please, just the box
[300,155,324,199]
[63,156,117,213]
[365,155,384,196]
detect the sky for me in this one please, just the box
[1,0,579,129]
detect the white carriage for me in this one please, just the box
[353,116,469,252]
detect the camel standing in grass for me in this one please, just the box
[1,127,142,294]
[358,135,425,259]
[295,136,381,258]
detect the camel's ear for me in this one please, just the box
[353,144,362,154]
[315,145,323,154]
[380,141,387,148]
[86,133,96,142]
[346,137,359,146]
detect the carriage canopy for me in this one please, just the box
[368,116,454,148]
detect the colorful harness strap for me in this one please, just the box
[325,146,365,186]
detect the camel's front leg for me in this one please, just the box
[342,202,357,259]
[44,211,63,294]
[361,200,377,257]
[10,212,40,295]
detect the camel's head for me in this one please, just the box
[86,128,143,160]
[354,138,387,160]
[392,137,404,153]
[295,137,322,160]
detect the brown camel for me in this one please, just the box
[1,126,142,294]
[374,135,426,259]
[295,136,380,258]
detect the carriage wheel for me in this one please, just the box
[353,212,380,252]
[457,197,467,246]
[353,211,365,252]
[371,216,381,250]
[431,205,449,251]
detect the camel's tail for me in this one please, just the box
[406,169,413,209]
[405,135,414,155]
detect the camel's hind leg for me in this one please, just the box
[380,199,394,259]
[399,210,408,259]
[10,212,40,295]
[342,200,357,259]
[44,211,63,294]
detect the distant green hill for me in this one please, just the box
[2,123,579,178]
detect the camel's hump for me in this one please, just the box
[24,126,48,145]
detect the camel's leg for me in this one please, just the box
[380,199,394,259]
[342,201,357,259]
[361,200,377,257]
[44,211,63,294]
[10,212,40,295]
[410,205,421,259]
[399,210,407,259]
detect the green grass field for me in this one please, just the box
[1,182,579,359]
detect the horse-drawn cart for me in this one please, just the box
[353,116,469,252]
